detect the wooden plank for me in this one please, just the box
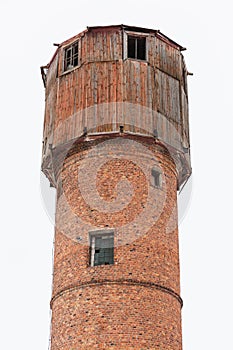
[45,29,188,151]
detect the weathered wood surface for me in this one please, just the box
[47,59,186,151]
[42,26,191,186]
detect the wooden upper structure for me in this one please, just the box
[41,24,191,189]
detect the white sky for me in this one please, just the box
[1,0,233,349]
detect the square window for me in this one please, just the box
[64,41,79,72]
[127,35,146,60]
[89,231,114,267]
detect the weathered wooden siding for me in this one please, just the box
[42,54,58,156]
[46,54,58,96]
[56,29,123,75]
[154,38,182,80]
[42,25,191,185]
[83,29,122,62]
[52,60,157,146]
[156,70,181,123]
[181,87,190,148]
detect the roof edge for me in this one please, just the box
[43,24,186,72]
[87,24,186,50]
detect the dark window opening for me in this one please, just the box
[64,41,79,72]
[90,232,114,266]
[151,168,162,188]
[127,36,146,60]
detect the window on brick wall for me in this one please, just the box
[151,168,162,188]
[63,40,79,72]
[127,35,146,60]
[89,231,114,266]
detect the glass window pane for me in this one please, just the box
[91,234,114,266]
[137,37,146,60]
[64,41,79,71]
[128,36,136,58]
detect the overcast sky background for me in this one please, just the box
[1,1,233,349]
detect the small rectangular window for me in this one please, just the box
[127,35,146,60]
[90,231,114,267]
[64,41,79,72]
[151,168,162,188]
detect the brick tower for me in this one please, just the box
[41,25,191,349]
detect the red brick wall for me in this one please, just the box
[51,285,182,349]
[50,135,182,349]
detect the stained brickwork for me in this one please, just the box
[49,136,182,349]
[51,285,182,349]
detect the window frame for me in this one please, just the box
[89,230,114,267]
[123,31,149,61]
[63,40,80,73]
[127,35,146,60]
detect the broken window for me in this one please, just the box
[127,35,146,60]
[90,231,114,267]
[151,168,162,188]
[64,41,79,72]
